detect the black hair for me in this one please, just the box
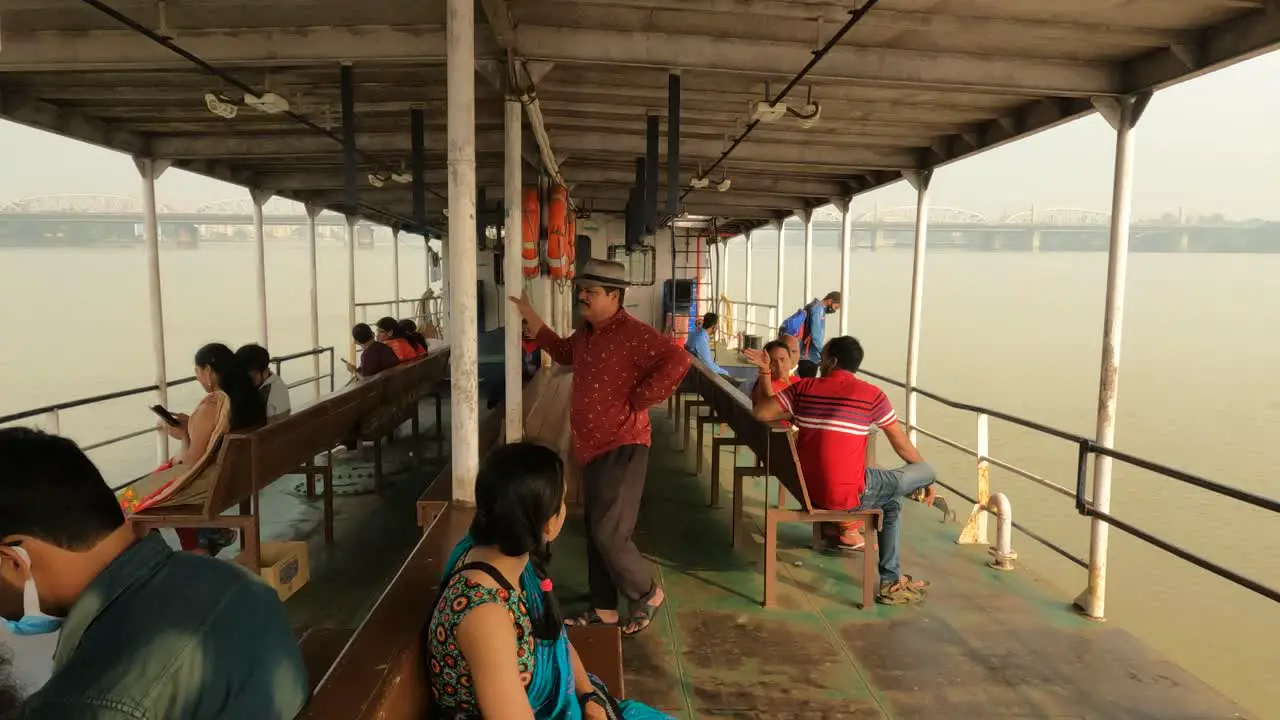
[762,340,787,355]
[376,316,409,341]
[194,343,267,431]
[397,319,427,352]
[0,647,23,719]
[702,312,718,330]
[824,335,864,373]
[468,441,566,641]
[606,286,626,305]
[352,323,375,344]
[0,428,124,549]
[823,291,842,305]
[234,343,272,374]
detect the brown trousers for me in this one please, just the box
[583,444,653,610]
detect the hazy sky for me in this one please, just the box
[1,49,1277,221]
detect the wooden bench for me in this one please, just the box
[129,380,381,571]
[355,349,450,492]
[305,475,626,719]
[683,361,884,609]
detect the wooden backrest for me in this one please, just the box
[202,433,255,515]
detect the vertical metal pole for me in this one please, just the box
[346,215,358,366]
[839,196,853,337]
[903,170,933,445]
[136,157,171,463]
[411,108,426,229]
[667,72,680,217]
[645,113,659,235]
[1080,92,1150,620]
[504,97,524,442]
[774,220,785,332]
[744,229,754,333]
[305,203,322,400]
[447,0,480,502]
[975,413,990,543]
[392,227,402,315]
[250,188,271,346]
[801,209,814,303]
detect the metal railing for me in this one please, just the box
[717,300,778,348]
[355,296,444,334]
[0,346,335,456]
[858,367,1280,606]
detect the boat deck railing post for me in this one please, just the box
[903,169,933,446]
[136,156,172,464]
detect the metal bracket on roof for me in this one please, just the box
[901,169,932,193]
[1091,92,1152,132]
[1168,42,1202,71]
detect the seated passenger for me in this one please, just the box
[235,342,292,421]
[398,318,430,355]
[485,319,546,410]
[425,442,670,719]
[343,322,401,380]
[120,343,266,557]
[778,333,801,376]
[683,312,732,380]
[376,316,423,361]
[743,340,795,408]
[751,336,937,606]
[0,428,308,719]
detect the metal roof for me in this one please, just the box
[0,0,1275,234]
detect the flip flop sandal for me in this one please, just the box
[621,600,663,637]
[564,609,616,628]
[875,575,930,606]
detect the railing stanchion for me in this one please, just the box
[974,412,991,544]
[1078,91,1152,620]
[305,202,323,401]
[135,156,171,463]
[903,169,933,444]
[839,196,853,337]
[44,409,60,435]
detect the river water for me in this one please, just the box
[1,238,1278,714]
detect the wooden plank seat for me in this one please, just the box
[354,348,450,492]
[129,379,381,572]
[305,474,625,719]
[683,361,884,610]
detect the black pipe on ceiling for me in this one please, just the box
[681,0,881,201]
[645,113,660,236]
[411,109,426,232]
[340,64,358,213]
[667,73,681,217]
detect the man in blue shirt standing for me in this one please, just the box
[684,312,731,378]
[779,291,841,367]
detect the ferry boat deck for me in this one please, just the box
[266,397,1246,719]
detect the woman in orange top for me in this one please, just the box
[376,316,423,361]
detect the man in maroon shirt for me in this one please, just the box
[509,258,691,636]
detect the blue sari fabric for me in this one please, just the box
[442,536,672,720]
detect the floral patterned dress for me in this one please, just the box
[427,563,535,716]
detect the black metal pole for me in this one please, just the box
[340,63,357,213]
[411,108,425,232]
[667,72,680,216]
[645,113,659,235]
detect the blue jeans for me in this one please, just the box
[853,463,936,585]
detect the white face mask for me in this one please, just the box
[2,546,62,636]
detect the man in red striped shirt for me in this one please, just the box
[751,336,937,606]
[509,258,691,635]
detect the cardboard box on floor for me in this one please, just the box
[257,540,310,602]
[503,365,583,505]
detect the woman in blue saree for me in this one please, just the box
[424,442,671,720]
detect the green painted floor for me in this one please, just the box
[252,398,1250,718]
[550,410,1250,719]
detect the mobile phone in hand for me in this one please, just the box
[150,405,181,427]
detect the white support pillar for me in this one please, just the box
[392,227,402,316]
[1078,92,1151,620]
[250,188,273,347]
[774,220,786,330]
[305,203,323,400]
[447,0,480,502]
[503,97,524,442]
[801,209,814,303]
[744,230,754,333]
[838,196,854,337]
[345,215,358,366]
[903,169,933,445]
[136,157,172,464]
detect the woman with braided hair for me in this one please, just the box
[423,442,670,719]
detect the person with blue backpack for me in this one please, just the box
[778,291,842,368]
